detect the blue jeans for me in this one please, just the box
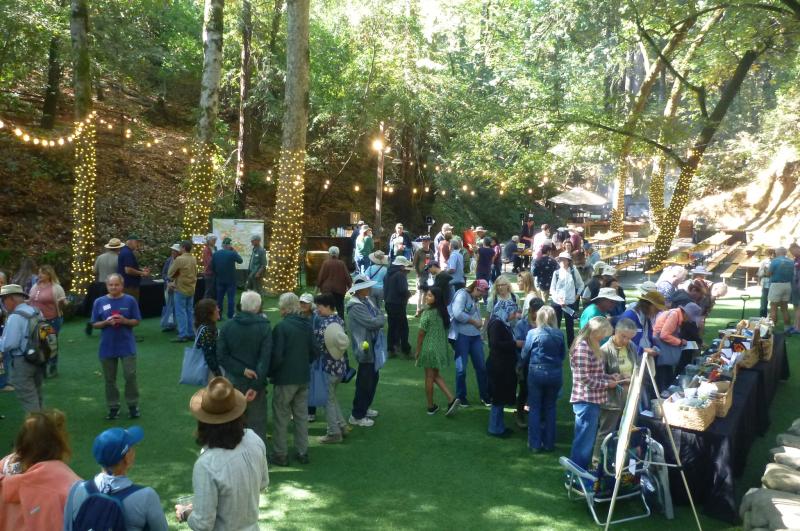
[351,362,379,419]
[488,404,506,434]
[45,317,63,376]
[174,291,194,339]
[160,290,176,330]
[454,334,489,403]
[0,350,10,388]
[527,366,562,450]
[570,402,601,471]
[216,281,237,319]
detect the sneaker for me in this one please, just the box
[445,399,461,416]
[270,454,289,467]
[128,406,141,419]
[480,399,492,407]
[427,404,440,415]
[366,409,379,418]
[295,453,310,465]
[319,434,343,444]
[459,400,470,408]
[0,385,15,393]
[349,415,375,427]
[308,414,316,422]
[105,407,120,420]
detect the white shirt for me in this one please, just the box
[188,429,269,531]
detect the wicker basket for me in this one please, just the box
[708,376,735,418]
[663,396,717,431]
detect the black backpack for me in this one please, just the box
[72,480,143,531]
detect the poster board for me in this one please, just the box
[614,355,648,474]
[212,219,264,270]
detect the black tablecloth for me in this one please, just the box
[638,334,790,524]
[79,278,205,319]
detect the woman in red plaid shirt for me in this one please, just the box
[568,316,618,472]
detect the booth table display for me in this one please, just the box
[79,278,206,319]
[639,334,789,524]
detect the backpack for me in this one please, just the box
[12,308,58,366]
[72,480,143,531]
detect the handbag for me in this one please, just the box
[179,325,210,386]
[373,331,388,372]
[307,359,329,407]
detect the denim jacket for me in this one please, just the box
[521,326,566,369]
[449,289,481,337]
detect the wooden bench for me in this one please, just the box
[720,249,747,281]
[616,255,645,271]
[707,242,741,272]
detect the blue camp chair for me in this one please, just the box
[559,427,654,526]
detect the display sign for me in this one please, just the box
[211,219,264,270]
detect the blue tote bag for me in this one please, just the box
[180,325,210,386]
[307,359,329,407]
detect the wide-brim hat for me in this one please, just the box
[190,377,248,425]
[392,256,413,269]
[369,250,389,265]
[591,287,624,303]
[602,266,617,277]
[349,274,377,294]
[638,281,658,294]
[682,302,703,325]
[0,284,28,299]
[170,243,181,252]
[689,266,712,276]
[104,238,124,249]
[638,290,666,310]
[474,226,487,234]
[592,261,608,274]
[324,322,349,358]
[557,252,572,262]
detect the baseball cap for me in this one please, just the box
[92,426,144,468]
[222,237,232,245]
[474,279,490,293]
[299,293,314,304]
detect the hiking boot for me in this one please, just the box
[445,399,461,416]
[105,407,120,420]
[348,415,374,427]
[128,406,141,419]
[270,454,289,467]
[319,433,343,444]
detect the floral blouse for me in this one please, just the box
[314,314,347,377]
[196,325,222,377]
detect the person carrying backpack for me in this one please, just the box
[64,426,168,531]
[0,284,52,413]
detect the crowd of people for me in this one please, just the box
[1,218,799,529]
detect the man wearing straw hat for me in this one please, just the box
[94,238,124,283]
[0,284,44,412]
[175,377,268,528]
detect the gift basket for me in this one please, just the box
[663,394,717,431]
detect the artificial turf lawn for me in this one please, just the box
[0,287,796,530]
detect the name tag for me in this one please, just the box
[102,304,112,311]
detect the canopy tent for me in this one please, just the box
[548,187,609,206]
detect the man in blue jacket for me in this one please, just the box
[212,237,243,319]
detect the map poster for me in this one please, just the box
[211,219,264,270]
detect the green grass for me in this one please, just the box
[0,287,796,530]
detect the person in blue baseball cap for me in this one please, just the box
[63,426,168,531]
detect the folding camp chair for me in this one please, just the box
[559,427,654,526]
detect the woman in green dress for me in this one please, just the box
[416,287,460,416]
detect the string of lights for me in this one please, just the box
[182,142,217,245]
[69,118,98,295]
[266,148,306,293]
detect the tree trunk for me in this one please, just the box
[650,10,723,232]
[41,37,62,129]
[648,49,762,266]
[250,0,284,158]
[609,18,695,238]
[69,0,95,295]
[266,0,310,293]
[233,0,253,216]
[70,0,91,120]
[182,0,224,242]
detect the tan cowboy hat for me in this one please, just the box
[638,290,666,310]
[0,284,28,299]
[190,377,248,425]
[369,250,389,265]
[104,238,124,250]
[324,322,349,360]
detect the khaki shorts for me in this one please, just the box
[768,282,791,303]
